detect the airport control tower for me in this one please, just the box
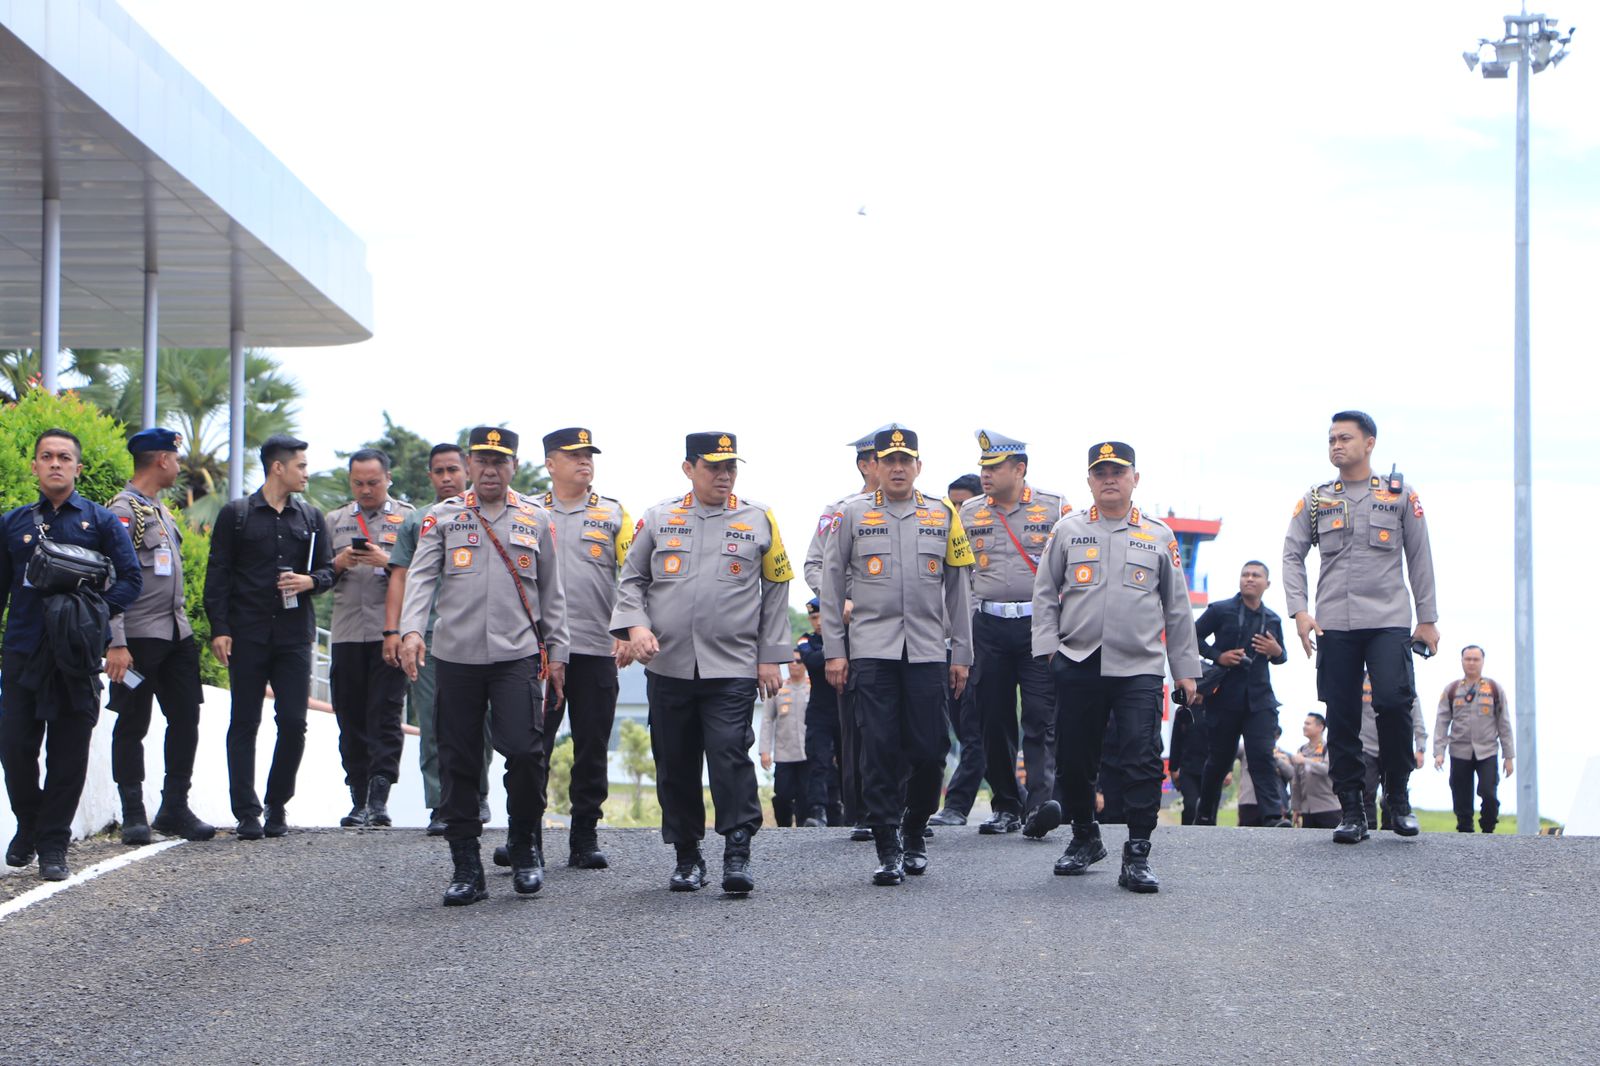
[1163,512,1221,608]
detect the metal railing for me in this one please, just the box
[311,626,332,704]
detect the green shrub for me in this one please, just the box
[180,525,228,689]
[0,389,132,510]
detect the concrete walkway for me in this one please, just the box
[0,825,1593,1065]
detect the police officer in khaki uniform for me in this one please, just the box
[803,426,884,838]
[531,426,631,868]
[820,426,975,885]
[1283,410,1438,844]
[1292,712,1341,829]
[612,432,792,895]
[104,428,214,845]
[326,449,414,828]
[400,426,568,906]
[961,429,1070,839]
[1433,646,1512,833]
[1032,442,1200,894]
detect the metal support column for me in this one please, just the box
[142,270,159,427]
[228,327,245,500]
[40,197,60,392]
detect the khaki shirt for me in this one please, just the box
[105,484,190,645]
[1292,739,1339,815]
[610,491,793,680]
[960,485,1071,604]
[541,489,632,658]
[759,678,810,763]
[1434,676,1513,761]
[1358,674,1429,758]
[327,498,414,644]
[1282,475,1438,631]
[803,489,867,597]
[400,489,568,666]
[819,489,974,665]
[1031,504,1201,680]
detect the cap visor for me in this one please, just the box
[876,446,919,458]
[699,453,742,463]
[558,444,601,453]
[471,444,517,456]
[1087,458,1133,471]
[977,454,1009,467]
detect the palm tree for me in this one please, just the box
[1,348,123,404]
[155,348,300,521]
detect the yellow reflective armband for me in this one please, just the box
[763,509,794,582]
[944,500,975,567]
[614,505,634,569]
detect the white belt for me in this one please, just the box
[978,600,1032,619]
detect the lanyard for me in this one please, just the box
[352,505,373,540]
[991,505,1038,574]
[469,503,547,676]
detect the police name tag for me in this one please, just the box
[154,548,174,576]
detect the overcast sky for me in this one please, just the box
[120,1,1599,822]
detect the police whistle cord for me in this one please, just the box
[991,508,1038,574]
[470,504,550,681]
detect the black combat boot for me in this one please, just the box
[979,809,1022,835]
[235,814,264,840]
[1385,777,1420,837]
[928,807,967,827]
[1117,839,1160,894]
[426,810,448,836]
[871,826,905,886]
[1332,792,1369,844]
[5,816,36,868]
[669,842,707,892]
[722,827,755,894]
[38,849,69,882]
[339,786,367,828]
[850,823,873,842]
[506,821,544,895]
[152,790,216,841]
[492,844,511,868]
[1023,799,1063,840]
[1053,821,1108,876]
[568,818,608,869]
[119,785,152,846]
[801,806,828,828]
[263,804,289,838]
[901,817,929,876]
[443,838,488,906]
[365,775,393,828]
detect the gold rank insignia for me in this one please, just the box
[728,521,753,531]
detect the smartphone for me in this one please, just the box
[1410,640,1434,659]
[351,536,370,553]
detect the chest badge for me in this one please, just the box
[467,532,480,545]
[866,557,884,576]
[517,554,532,569]
[589,544,604,558]
[452,548,473,568]
[1074,565,1094,584]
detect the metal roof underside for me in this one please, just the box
[0,0,372,348]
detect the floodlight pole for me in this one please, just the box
[1509,12,1538,836]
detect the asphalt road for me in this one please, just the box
[0,824,1594,1065]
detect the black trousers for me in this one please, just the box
[772,761,808,827]
[975,612,1054,816]
[0,650,98,853]
[941,649,985,816]
[1176,767,1202,824]
[646,673,762,845]
[1197,703,1284,822]
[839,680,866,825]
[1237,803,1261,827]
[1318,628,1416,798]
[435,656,546,843]
[330,641,406,788]
[851,656,949,829]
[1301,809,1341,829]
[541,653,619,824]
[108,635,203,794]
[1450,754,1501,832]
[226,638,311,820]
[804,681,842,813]
[1361,752,1394,829]
[1052,651,1164,838]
